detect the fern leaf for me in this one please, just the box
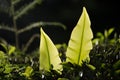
[66,7,93,65]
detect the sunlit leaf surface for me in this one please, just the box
[66,7,93,65]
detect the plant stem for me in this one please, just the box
[11,3,19,49]
[22,34,39,52]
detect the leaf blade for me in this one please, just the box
[66,7,93,65]
[40,28,62,72]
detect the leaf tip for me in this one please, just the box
[83,7,87,12]
[40,27,43,32]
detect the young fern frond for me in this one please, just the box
[66,7,93,65]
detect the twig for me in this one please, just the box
[14,0,37,20]
[22,34,40,52]
[18,21,66,34]
[11,3,19,49]
[0,25,15,32]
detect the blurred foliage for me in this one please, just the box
[0,0,43,51]
[0,27,119,79]
[0,0,66,53]
[92,28,117,45]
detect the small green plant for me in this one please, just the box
[92,27,117,45]
[39,7,120,80]
[0,4,119,79]
[39,7,94,79]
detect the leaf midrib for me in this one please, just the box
[43,33,51,68]
[77,12,86,64]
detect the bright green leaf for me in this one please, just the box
[66,7,93,65]
[0,51,6,59]
[104,28,114,38]
[86,64,96,70]
[40,28,62,72]
[22,66,33,78]
[92,38,99,45]
[8,45,16,55]
[108,28,114,37]
[4,64,13,74]
[104,30,108,38]
[96,32,104,42]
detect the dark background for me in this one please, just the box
[0,0,120,52]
